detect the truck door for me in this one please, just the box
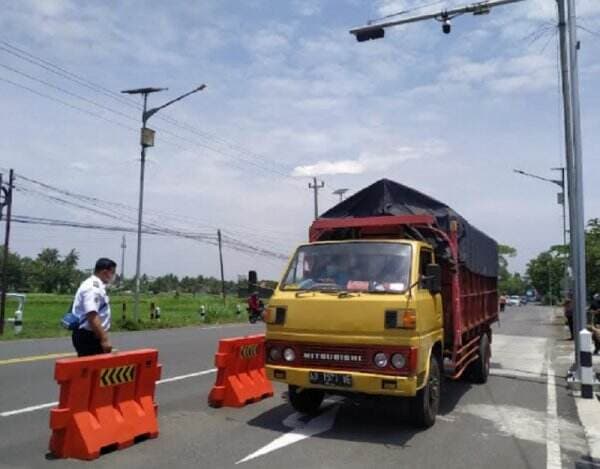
[419,248,442,329]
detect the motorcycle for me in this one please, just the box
[247,298,265,324]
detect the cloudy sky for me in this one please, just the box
[1,0,599,281]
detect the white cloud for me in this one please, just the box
[293,160,364,177]
[292,141,447,176]
[440,53,555,94]
[292,0,321,17]
[2,0,600,282]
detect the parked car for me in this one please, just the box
[507,296,521,306]
[520,296,528,305]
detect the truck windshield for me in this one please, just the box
[281,242,412,293]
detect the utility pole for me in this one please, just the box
[557,0,581,367]
[120,234,126,284]
[309,177,325,220]
[217,229,226,304]
[349,0,590,387]
[121,84,206,321]
[565,0,588,383]
[0,169,14,335]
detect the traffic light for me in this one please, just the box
[354,27,385,42]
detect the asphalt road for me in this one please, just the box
[0,306,596,468]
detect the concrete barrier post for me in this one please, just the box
[580,329,594,399]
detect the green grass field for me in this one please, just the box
[1,293,248,340]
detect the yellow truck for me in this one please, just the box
[263,179,498,427]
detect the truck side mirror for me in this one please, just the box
[425,264,442,295]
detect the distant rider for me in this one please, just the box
[247,292,264,322]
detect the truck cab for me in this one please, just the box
[264,238,445,427]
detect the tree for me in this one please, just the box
[0,249,31,291]
[27,248,84,293]
[526,247,566,303]
[586,219,600,297]
[498,244,524,295]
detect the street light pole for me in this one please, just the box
[565,0,588,381]
[333,188,349,202]
[349,0,589,382]
[513,168,567,248]
[514,168,569,307]
[557,0,582,370]
[121,84,206,321]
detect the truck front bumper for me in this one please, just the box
[266,365,418,397]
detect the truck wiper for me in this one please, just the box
[337,291,358,298]
[365,289,404,295]
[294,290,316,298]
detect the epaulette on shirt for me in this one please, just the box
[92,281,100,288]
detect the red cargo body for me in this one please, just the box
[309,214,498,379]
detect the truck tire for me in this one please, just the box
[288,385,324,415]
[468,333,490,384]
[410,355,441,428]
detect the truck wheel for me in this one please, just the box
[410,355,441,428]
[288,385,324,415]
[468,334,490,384]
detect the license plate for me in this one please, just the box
[309,371,353,388]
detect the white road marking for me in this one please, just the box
[157,368,216,384]
[0,367,217,417]
[0,401,58,417]
[236,404,340,464]
[545,363,562,469]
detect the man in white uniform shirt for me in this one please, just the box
[71,258,116,356]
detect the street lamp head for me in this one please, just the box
[121,87,168,95]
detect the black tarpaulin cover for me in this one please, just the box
[320,179,498,278]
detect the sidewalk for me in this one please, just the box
[549,308,600,464]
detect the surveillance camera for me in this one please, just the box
[442,19,451,34]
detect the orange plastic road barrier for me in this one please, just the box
[49,349,162,460]
[208,334,273,408]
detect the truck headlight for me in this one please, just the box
[283,347,296,362]
[373,352,388,368]
[391,353,406,369]
[269,347,281,361]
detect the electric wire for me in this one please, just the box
[0,40,298,178]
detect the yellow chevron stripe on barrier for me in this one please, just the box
[240,344,258,359]
[99,365,136,387]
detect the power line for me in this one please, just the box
[0,76,138,133]
[0,40,299,179]
[11,171,300,251]
[12,214,288,260]
[8,170,293,260]
[577,24,600,38]
[0,66,297,182]
[368,0,446,25]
